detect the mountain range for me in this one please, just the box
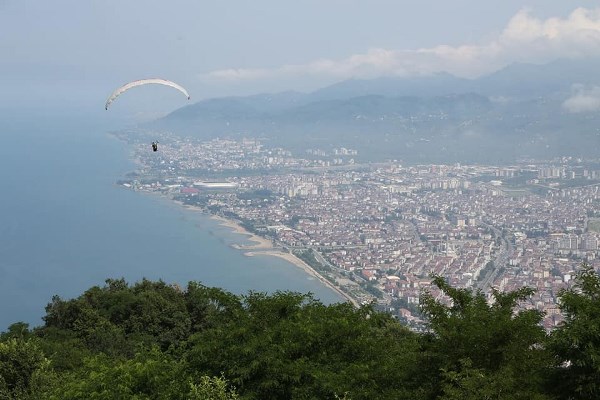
[151,58,600,164]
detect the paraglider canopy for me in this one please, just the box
[105,78,190,110]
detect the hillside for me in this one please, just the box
[151,59,600,164]
[2,266,599,399]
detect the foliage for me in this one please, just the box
[2,269,600,399]
[546,264,600,399]
[42,278,194,353]
[0,338,54,399]
[237,189,274,202]
[419,275,550,399]
[45,347,186,400]
[188,375,240,400]
[294,249,329,272]
[361,282,384,298]
[186,291,421,399]
[0,322,33,341]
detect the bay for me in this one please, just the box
[0,115,343,331]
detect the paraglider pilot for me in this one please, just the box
[152,141,159,152]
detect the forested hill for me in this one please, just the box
[2,266,600,399]
[152,59,600,164]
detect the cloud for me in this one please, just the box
[199,7,600,85]
[563,85,600,113]
[204,49,405,82]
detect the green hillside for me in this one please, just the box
[2,266,599,399]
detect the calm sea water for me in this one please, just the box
[0,114,342,331]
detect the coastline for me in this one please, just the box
[209,214,273,250]
[206,214,358,306]
[183,212,358,306]
[110,134,359,307]
[245,249,359,307]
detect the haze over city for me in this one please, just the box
[2,2,600,399]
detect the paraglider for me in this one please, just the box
[104,78,190,110]
[152,141,159,152]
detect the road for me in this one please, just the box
[475,221,512,291]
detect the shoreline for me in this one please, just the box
[118,179,358,305]
[206,215,357,305]
[209,214,273,250]
[245,249,359,307]
[177,206,357,305]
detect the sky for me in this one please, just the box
[1,0,599,119]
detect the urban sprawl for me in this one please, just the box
[114,130,600,330]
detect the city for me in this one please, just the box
[115,130,600,330]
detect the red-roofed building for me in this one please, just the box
[181,187,200,195]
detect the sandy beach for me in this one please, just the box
[208,214,357,306]
[245,250,359,306]
[210,215,273,249]
[172,207,357,306]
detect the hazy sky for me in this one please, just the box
[1,1,598,116]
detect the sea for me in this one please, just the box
[0,113,343,331]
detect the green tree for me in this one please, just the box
[40,278,193,355]
[47,347,186,400]
[184,282,243,332]
[419,275,549,399]
[0,338,54,399]
[4,277,574,399]
[547,264,600,399]
[188,375,239,400]
[187,291,422,400]
[0,322,32,341]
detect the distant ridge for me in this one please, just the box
[152,58,600,164]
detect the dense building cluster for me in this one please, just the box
[119,133,600,329]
